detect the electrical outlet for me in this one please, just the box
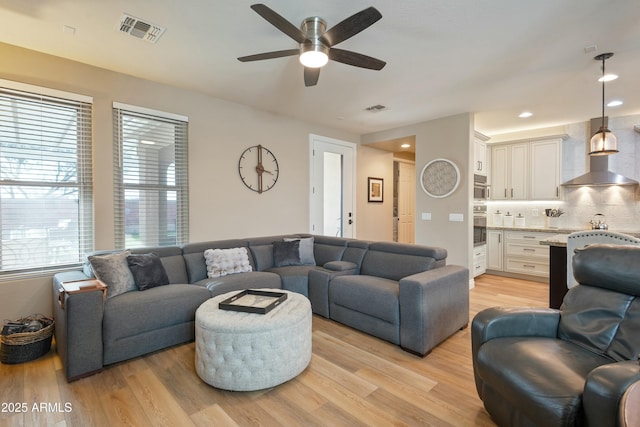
[532,208,539,217]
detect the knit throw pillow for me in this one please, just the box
[204,247,252,278]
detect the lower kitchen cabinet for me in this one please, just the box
[487,229,553,278]
[473,244,487,277]
[487,230,503,271]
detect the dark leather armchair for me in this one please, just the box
[472,244,640,427]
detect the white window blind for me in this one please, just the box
[113,106,189,249]
[0,85,93,278]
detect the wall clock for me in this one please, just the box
[238,144,279,193]
[420,158,460,198]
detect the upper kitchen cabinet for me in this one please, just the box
[530,138,562,200]
[490,143,528,200]
[474,131,490,176]
[490,136,566,201]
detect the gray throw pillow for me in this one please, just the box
[284,236,316,265]
[273,240,301,267]
[88,250,136,298]
[127,253,170,291]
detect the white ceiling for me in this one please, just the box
[1,0,639,138]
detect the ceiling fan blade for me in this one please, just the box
[250,4,306,44]
[304,67,320,87]
[329,48,386,70]
[322,7,382,47]
[238,49,299,62]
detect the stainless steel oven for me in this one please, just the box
[473,174,489,201]
[473,204,487,247]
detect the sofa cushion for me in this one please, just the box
[88,250,136,298]
[204,247,252,278]
[267,265,318,297]
[126,253,170,291]
[273,240,300,267]
[102,284,211,364]
[193,271,282,297]
[476,337,611,426]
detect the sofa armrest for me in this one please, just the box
[53,271,105,381]
[308,265,358,317]
[398,265,469,355]
[471,307,560,360]
[583,361,640,427]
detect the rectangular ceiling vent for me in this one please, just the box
[365,104,387,113]
[118,14,165,44]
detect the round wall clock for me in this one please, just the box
[238,144,279,193]
[420,158,460,198]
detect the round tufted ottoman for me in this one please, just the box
[195,289,312,391]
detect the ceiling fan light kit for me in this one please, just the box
[589,52,618,156]
[238,4,386,86]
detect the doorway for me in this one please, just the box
[309,134,356,238]
[394,160,415,243]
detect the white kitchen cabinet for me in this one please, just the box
[487,230,503,271]
[474,136,488,176]
[490,143,528,200]
[503,231,553,278]
[530,138,562,200]
[473,244,487,277]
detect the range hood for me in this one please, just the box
[562,118,638,187]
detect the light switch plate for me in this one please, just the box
[449,213,464,222]
[421,212,432,220]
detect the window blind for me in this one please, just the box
[113,107,189,249]
[0,86,93,278]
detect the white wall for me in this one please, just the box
[356,145,394,241]
[362,113,474,270]
[0,42,357,320]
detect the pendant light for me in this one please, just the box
[589,52,618,156]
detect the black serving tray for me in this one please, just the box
[218,289,287,314]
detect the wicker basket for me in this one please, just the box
[1,315,54,364]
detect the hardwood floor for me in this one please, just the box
[1,274,548,427]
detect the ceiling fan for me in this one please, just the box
[237,4,386,87]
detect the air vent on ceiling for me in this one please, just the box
[118,14,165,44]
[365,104,387,112]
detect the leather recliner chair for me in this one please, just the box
[472,244,640,427]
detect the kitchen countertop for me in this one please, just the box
[488,226,640,247]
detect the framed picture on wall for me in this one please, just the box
[368,177,384,202]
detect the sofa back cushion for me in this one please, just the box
[312,235,349,266]
[360,242,446,281]
[560,244,640,361]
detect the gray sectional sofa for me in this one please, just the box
[53,234,469,381]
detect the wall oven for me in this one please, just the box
[473,204,487,247]
[473,174,489,201]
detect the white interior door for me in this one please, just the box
[397,161,415,243]
[309,135,356,238]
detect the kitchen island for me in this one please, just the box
[539,231,640,308]
[539,233,569,309]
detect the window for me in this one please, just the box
[0,81,93,277]
[113,104,188,248]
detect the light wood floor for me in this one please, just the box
[1,274,548,427]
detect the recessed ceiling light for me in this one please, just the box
[401,143,411,148]
[518,112,533,118]
[607,100,623,107]
[598,74,618,82]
